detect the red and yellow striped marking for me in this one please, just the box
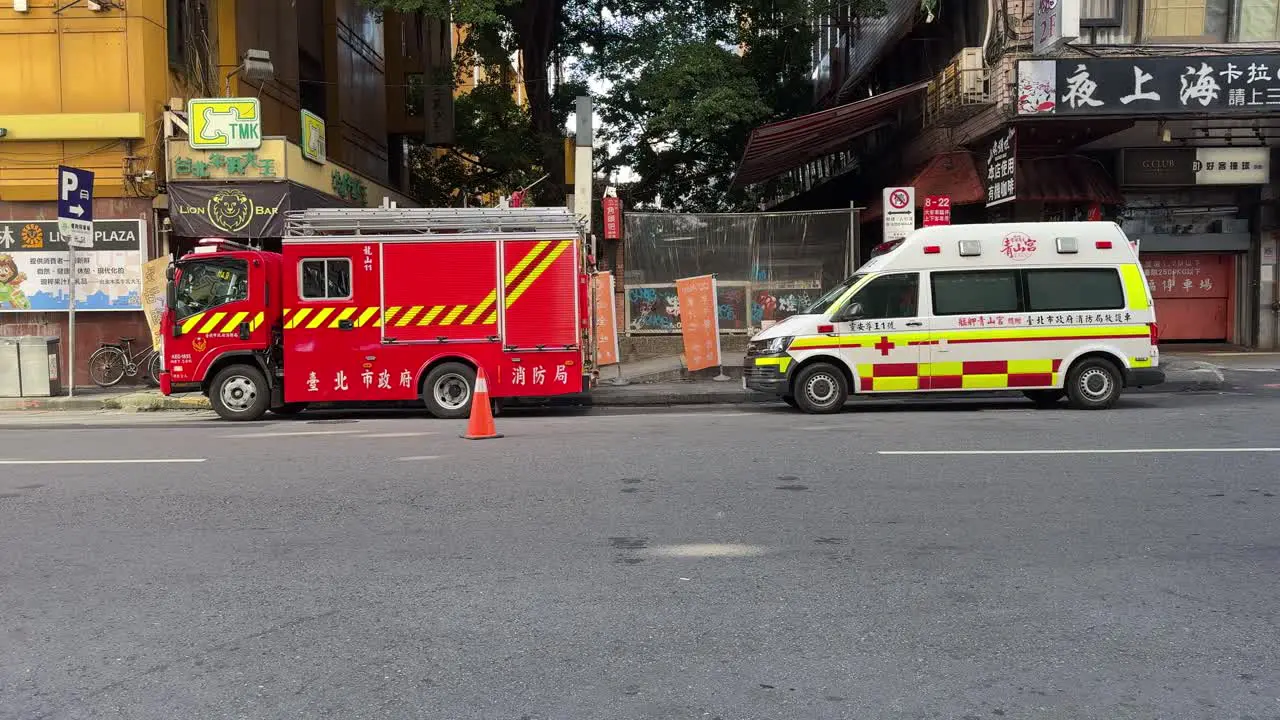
[280,238,576,331]
[855,359,1065,392]
[789,325,1150,352]
[180,311,266,335]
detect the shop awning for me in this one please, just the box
[861,151,986,221]
[1017,156,1123,204]
[731,81,930,188]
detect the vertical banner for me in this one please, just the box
[141,256,170,351]
[592,272,620,366]
[675,274,721,372]
[602,195,623,240]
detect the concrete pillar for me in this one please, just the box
[1258,183,1279,350]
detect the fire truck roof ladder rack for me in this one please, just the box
[283,207,582,238]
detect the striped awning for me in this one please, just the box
[731,81,929,189]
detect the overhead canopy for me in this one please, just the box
[1017,156,1123,204]
[862,151,986,221]
[732,81,930,189]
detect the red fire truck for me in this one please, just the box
[159,207,594,421]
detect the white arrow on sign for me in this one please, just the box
[69,205,84,217]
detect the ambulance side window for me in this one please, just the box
[844,273,919,319]
[1025,269,1124,311]
[300,259,352,300]
[931,270,1021,315]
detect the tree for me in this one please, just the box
[364,0,574,204]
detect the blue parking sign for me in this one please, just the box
[57,166,94,248]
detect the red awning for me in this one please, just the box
[862,151,986,221]
[1017,156,1123,204]
[731,81,930,188]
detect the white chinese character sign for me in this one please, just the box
[1194,147,1270,185]
[882,186,916,242]
[985,128,1016,207]
[1033,0,1080,56]
[1019,55,1280,116]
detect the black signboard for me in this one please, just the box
[1120,148,1197,186]
[1018,55,1280,116]
[986,127,1016,207]
[169,183,289,238]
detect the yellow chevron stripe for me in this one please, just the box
[180,313,205,334]
[506,241,551,285]
[306,307,335,329]
[198,312,227,334]
[355,307,379,327]
[219,311,249,334]
[506,240,571,308]
[418,305,446,326]
[439,304,467,326]
[462,291,497,325]
[286,307,311,329]
[397,306,423,327]
[375,306,401,328]
[328,306,358,328]
[248,312,264,332]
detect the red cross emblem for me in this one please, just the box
[874,336,896,356]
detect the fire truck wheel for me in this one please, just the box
[422,362,476,419]
[209,364,270,421]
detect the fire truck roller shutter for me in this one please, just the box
[501,239,579,349]
[380,241,501,342]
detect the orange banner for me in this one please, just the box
[676,274,721,371]
[592,272,620,366]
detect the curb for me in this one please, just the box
[0,370,1230,413]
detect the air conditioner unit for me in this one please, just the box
[953,47,985,96]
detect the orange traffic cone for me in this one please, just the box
[461,369,503,440]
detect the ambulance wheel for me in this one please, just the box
[782,395,798,408]
[794,363,847,414]
[270,403,308,417]
[1023,390,1065,408]
[423,362,475,419]
[1066,358,1122,410]
[209,365,270,421]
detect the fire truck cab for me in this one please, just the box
[160,207,593,421]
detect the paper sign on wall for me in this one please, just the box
[675,274,721,372]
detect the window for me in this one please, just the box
[931,270,1021,315]
[1142,0,1228,42]
[806,274,866,314]
[174,258,249,319]
[1026,269,1125,312]
[1235,0,1280,40]
[300,259,352,300]
[1081,0,1124,27]
[844,273,919,319]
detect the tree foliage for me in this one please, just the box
[365,0,885,211]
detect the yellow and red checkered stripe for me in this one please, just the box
[855,359,1063,392]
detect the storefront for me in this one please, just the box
[1015,53,1280,345]
[163,137,415,255]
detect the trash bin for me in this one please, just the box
[16,336,62,397]
[0,338,19,398]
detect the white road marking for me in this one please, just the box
[878,448,1280,456]
[358,432,438,438]
[0,459,207,465]
[396,455,442,461]
[639,544,770,558]
[220,430,366,439]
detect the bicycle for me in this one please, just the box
[88,337,162,388]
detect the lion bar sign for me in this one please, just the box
[168,183,288,239]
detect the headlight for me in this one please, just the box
[749,336,793,355]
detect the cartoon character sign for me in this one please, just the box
[0,254,30,309]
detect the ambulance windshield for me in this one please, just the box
[804,274,866,314]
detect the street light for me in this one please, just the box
[224,49,275,97]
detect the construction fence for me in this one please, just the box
[622,209,857,334]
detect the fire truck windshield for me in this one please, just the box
[174,258,249,319]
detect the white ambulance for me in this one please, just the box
[744,222,1163,413]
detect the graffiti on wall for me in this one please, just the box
[627,283,751,333]
[752,289,819,324]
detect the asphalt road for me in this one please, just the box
[2,389,1279,719]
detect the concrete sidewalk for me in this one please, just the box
[0,352,1247,413]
